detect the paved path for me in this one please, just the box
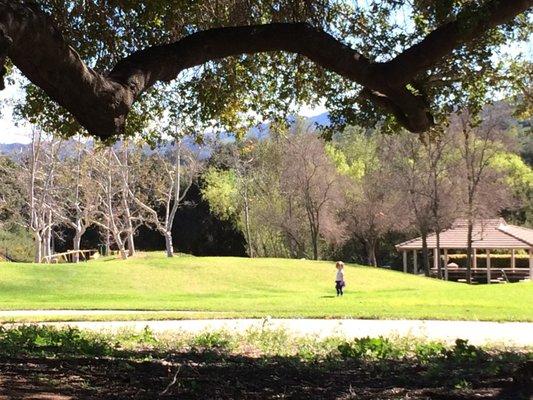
[2,314,531,346]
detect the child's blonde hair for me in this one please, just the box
[335,261,344,269]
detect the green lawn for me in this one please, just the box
[0,252,531,321]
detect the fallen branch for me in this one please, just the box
[160,365,181,395]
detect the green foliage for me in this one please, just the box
[192,331,233,351]
[115,326,159,348]
[414,341,447,364]
[491,151,533,224]
[1,324,527,371]
[445,339,486,363]
[6,1,529,137]
[243,327,292,356]
[0,228,34,262]
[338,337,402,360]
[327,126,379,180]
[0,325,113,357]
[201,167,239,222]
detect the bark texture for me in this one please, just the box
[0,0,530,137]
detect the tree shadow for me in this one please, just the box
[0,349,528,399]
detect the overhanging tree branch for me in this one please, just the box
[0,0,530,138]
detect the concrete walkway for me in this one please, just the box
[3,315,531,346]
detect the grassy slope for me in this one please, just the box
[0,252,531,321]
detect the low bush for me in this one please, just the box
[0,325,114,357]
[191,330,233,351]
[338,337,402,360]
[414,341,447,363]
[0,229,34,262]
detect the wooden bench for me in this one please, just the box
[41,249,98,264]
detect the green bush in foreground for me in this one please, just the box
[0,325,114,357]
[0,325,530,365]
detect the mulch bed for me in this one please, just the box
[0,353,530,399]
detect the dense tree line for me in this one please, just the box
[0,106,531,270]
[201,109,532,274]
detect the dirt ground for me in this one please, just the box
[0,352,530,400]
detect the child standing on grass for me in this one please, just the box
[335,261,345,296]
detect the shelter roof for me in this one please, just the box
[396,219,533,250]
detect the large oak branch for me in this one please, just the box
[0,0,531,138]
[384,0,533,84]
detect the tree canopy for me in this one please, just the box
[0,0,531,139]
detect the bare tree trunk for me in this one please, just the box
[421,232,429,276]
[311,229,319,260]
[126,231,135,256]
[243,189,254,258]
[164,231,174,258]
[121,191,136,257]
[466,221,473,284]
[34,231,42,263]
[73,230,82,263]
[43,224,52,258]
[435,230,442,279]
[365,239,377,267]
[105,229,111,256]
[116,235,128,260]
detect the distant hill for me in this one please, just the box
[0,113,332,156]
[0,142,29,155]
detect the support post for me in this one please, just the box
[402,250,407,273]
[444,249,449,281]
[486,249,491,284]
[413,249,418,275]
[473,248,477,269]
[529,247,533,281]
[511,249,515,270]
[433,248,439,273]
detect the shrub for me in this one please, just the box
[445,339,486,363]
[338,337,402,360]
[414,342,446,363]
[0,229,34,262]
[191,330,232,351]
[0,325,114,357]
[114,326,158,348]
[243,327,293,356]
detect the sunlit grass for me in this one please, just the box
[0,252,531,321]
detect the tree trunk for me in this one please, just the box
[126,232,135,257]
[34,231,42,263]
[73,231,82,263]
[421,232,429,276]
[311,229,319,260]
[435,230,442,279]
[43,226,52,259]
[243,191,254,258]
[105,229,111,256]
[116,236,128,260]
[466,221,473,284]
[365,240,377,267]
[164,231,174,257]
